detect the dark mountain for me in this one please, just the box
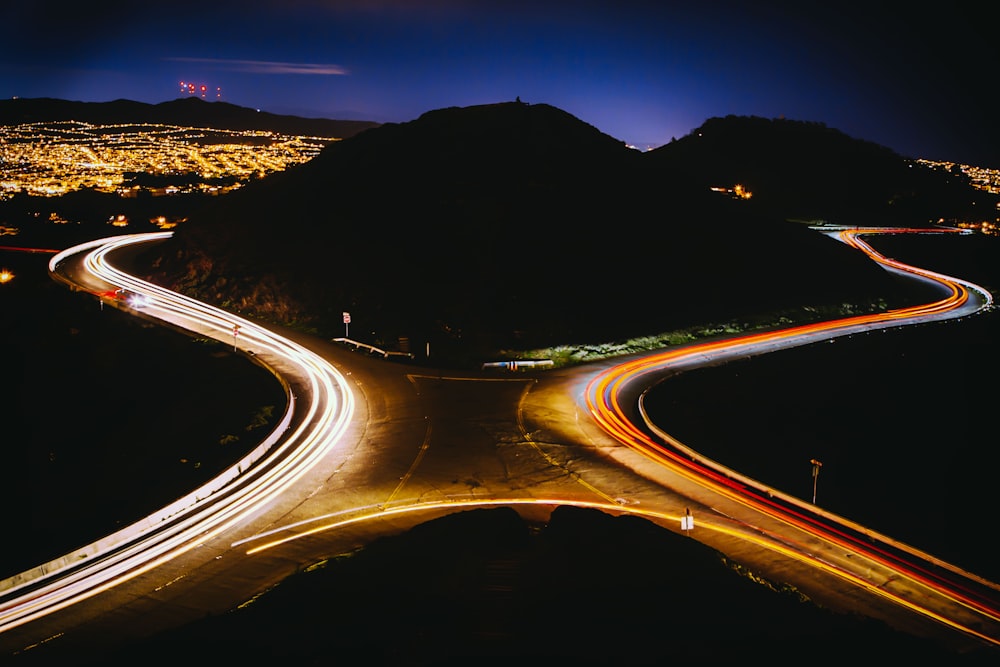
[132,102,943,366]
[645,115,994,225]
[0,96,379,138]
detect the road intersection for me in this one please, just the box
[1,227,997,661]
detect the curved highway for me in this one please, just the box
[585,226,999,648]
[0,226,997,660]
[0,233,356,637]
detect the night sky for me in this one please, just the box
[4,1,999,166]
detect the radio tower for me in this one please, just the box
[178,82,220,99]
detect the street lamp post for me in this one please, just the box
[810,458,823,504]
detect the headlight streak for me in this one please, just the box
[0,233,356,634]
[584,227,1000,645]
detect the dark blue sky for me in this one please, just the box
[4,1,998,166]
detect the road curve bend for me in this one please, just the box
[585,226,999,650]
[0,232,356,635]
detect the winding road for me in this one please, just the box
[1,225,997,661]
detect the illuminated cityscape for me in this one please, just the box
[5,120,999,204]
[0,120,339,199]
[916,159,1000,234]
[917,158,1000,195]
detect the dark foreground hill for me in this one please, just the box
[132,101,965,366]
[83,507,995,667]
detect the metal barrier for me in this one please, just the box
[332,337,414,359]
[481,359,554,371]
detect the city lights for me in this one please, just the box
[0,120,338,199]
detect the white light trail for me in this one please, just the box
[1,232,356,633]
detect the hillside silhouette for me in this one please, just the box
[3,97,990,365]
[647,114,991,225]
[135,101,968,364]
[0,96,379,138]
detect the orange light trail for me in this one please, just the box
[585,226,1000,645]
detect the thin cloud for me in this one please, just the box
[166,57,348,75]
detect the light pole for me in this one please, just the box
[810,458,823,504]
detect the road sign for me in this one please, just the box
[343,312,351,324]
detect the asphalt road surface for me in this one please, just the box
[1,229,998,663]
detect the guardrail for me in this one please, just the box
[332,337,414,359]
[481,359,554,370]
[332,337,554,370]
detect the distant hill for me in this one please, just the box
[645,115,993,226]
[0,96,380,138]
[132,101,952,365]
[8,98,985,365]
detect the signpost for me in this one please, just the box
[343,311,351,338]
[810,458,823,504]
